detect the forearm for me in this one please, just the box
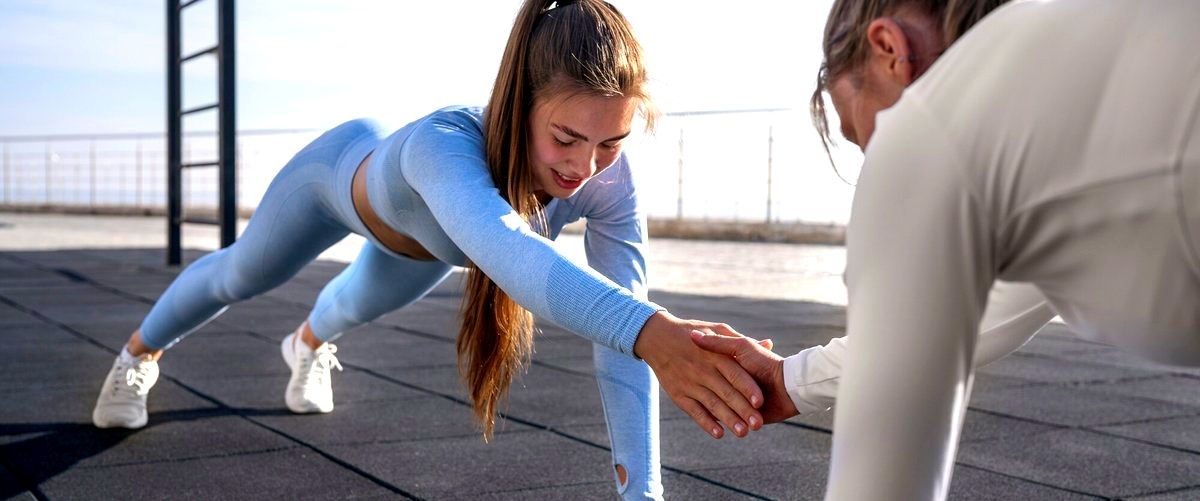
[781,281,1054,414]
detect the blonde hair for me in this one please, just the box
[810,0,1010,162]
[462,0,654,441]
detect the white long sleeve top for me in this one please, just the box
[816,1,1200,499]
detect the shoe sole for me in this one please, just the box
[92,409,148,429]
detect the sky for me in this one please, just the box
[0,0,862,224]
[0,0,836,134]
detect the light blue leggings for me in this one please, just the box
[137,120,663,499]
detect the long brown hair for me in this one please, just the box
[461,0,653,441]
[810,0,1011,164]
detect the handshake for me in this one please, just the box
[632,311,801,440]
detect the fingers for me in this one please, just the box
[707,322,745,338]
[693,330,774,361]
[690,329,753,357]
[675,396,725,439]
[693,385,753,437]
[713,357,764,429]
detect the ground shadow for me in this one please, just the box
[0,407,297,499]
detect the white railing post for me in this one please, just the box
[676,128,684,220]
[90,140,97,208]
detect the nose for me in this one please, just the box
[568,147,598,177]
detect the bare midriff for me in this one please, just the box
[352,153,438,261]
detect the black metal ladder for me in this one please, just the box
[165,0,236,266]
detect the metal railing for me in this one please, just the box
[0,129,319,215]
[0,109,855,228]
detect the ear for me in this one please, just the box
[864,17,916,86]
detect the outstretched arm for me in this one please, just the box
[830,100,990,500]
[578,158,769,438]
[398,113,763,437]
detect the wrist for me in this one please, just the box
[773,356,798,416]
[632,311,679,361]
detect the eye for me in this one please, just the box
[553,136,574,147]
[601,141,621,151]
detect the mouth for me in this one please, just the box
[551,169,585,190]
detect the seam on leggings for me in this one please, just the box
[252,179,336,293]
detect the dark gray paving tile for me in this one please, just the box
[948,465,1100,500]
[1128,487,1200,500]
[0,272,73,288]
[1096,415,1200,453]
[787,409,835,432]
[529,334,597,361]
[41,306,155,326]
[502,366,608,427]
[251,396,529,446]
[53,318,159,350]
[157,333,284,380]
[8,248,1197,499]
[0,348,122,392]
[661,472,760,501]
[970,384,1195,427]
[0,378,216,427]
[4,287,130,307]
[182,369,427,411]
[1084,375,1200,408]
[377,363,613,428]
[975,353,1158,385]
[6,415,297,476]
[958,410,1060,443]
[0,322,85,346]
[958,429,1200,498]
[1064,349,1200,378]
[536,356,599,376]
[693,459,829,500]
[971,372,1042,393]
[210,305,312,335]
[1012,332,1111,358]
[565,419,826,471]
[35,449,395,500]
[452,471,751,501]
[375,365,468,400]
[786,409,1052,445]
[370,302,461,341]
[0,314,40,328]
[325,431,616,499]
[334,327,458,369]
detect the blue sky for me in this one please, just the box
[0,0,833,136]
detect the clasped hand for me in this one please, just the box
[634,312,798,440]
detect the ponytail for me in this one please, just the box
[460,0,652,440]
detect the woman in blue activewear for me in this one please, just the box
[90,1,769,498]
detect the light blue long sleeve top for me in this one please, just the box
[364,106,661,356]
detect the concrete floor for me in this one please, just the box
[2,213,1199,500]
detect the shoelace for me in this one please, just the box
[304,345,343,387]
[119,361,155,396]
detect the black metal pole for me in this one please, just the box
[166,0,182,265]
[218,0,237,248]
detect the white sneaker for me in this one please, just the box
[281,331,342,414]
[92,353,159,429]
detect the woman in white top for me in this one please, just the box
[693,0,1200,499]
